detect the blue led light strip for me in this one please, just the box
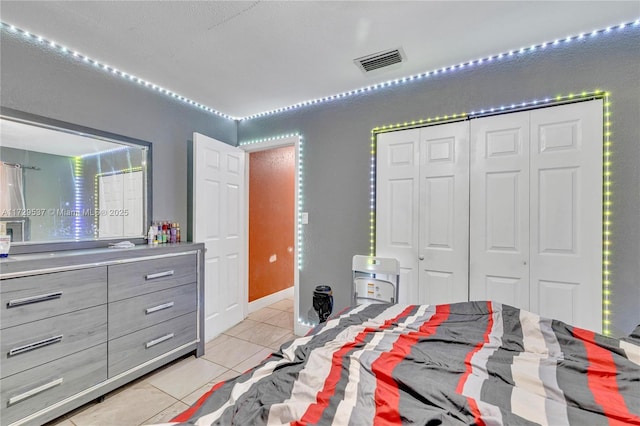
[239,134,304,271]
[243,20,638,119]
[1,19,637,121]
[0,22,237,121]
[370,90,612,335]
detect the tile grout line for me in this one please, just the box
[58,302,295,426]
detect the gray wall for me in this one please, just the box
[1,33,237,231]
[239,27,640,337]
[2,23,638,337]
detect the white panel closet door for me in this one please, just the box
[377,100,602,328]
[469,112,530,309]
[376,129,420,304]
[418,121,470,304]
[530,100,602,332]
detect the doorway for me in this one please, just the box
[248,145,296,303]
[239,135,303,322]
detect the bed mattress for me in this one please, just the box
[168,301,640,425]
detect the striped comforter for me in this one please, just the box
[169,302,640,425]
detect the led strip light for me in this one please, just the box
[0,20,637,121]
[2,19,625,331]
[73,157,84,239]
[239,134,304,271]
[603,95,613,335]
[370,90,613,335]
[244,21,637,119]
[0,23,236,121]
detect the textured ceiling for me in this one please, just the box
[1,1,639,119]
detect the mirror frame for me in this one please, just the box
[1,107,153,254]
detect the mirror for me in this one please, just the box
[0,108,151,245]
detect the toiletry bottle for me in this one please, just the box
[176,223,181,243]
[147,226,155,245]
[171,223,177,243]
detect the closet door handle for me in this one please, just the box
[418,256,425,261]
[8,378,64,406]
[7,292,63,308]
[145,270,174,280]
[145,302,174,314]
[8,335,64,357]
[145,333,174,349]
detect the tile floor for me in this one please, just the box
[47,298,296,426]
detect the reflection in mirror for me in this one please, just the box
[0,111,150,244]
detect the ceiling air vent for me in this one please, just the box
[354,47,406,73]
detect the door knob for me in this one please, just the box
[418,256,425,261]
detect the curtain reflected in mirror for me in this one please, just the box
[0,110,150,245]
[0,162,29,242]
[0,162,27,211]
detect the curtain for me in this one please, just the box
[0,162,27,213]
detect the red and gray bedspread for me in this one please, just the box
[169,301,640,425]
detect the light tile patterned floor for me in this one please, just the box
[46,297,295,426]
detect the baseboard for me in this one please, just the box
[248,286,294,313]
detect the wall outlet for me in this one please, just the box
[301,212,309,224]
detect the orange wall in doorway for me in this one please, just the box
[249,146,295,302]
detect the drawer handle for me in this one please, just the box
[145,270,174,280]
[7,292,63,308]
[8,378,64,406]
[145,333,174,349]
[8,335,64,357]
[145,302,175,314]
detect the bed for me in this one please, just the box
[166,301,640,425]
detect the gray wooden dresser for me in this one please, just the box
[0,243,204,426]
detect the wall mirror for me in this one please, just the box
[0,108,151,248]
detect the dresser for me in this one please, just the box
[0,244,204,426]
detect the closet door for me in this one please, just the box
[418,121,469,304]
[376,129,420,304]
[469,101,602,331]
[377,123,470,305]
[530,100,602,331]
[469,112,530,309]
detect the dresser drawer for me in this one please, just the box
[1,343,107,425]
[1,305,107,380]
[108,255,197,302]
[108,312,197,377]
[109,283,197,339]
[1,267,107,330]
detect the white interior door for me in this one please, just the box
[469,111,530,309]
[376,129,420,304]
[529,100,602,332]
[418,121,469,304]
[123,170,143,237]
[193,133,246,341]
[99,173,124,238]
